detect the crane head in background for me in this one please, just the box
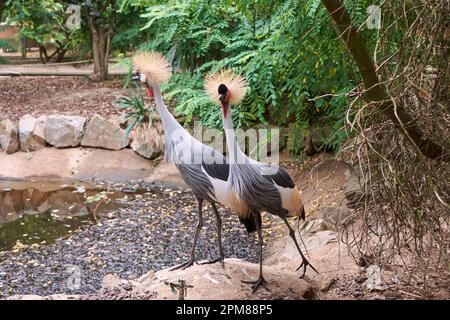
[131,71,151,95]
[131,51,172,98]
[204,70,247,117]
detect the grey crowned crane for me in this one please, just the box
[204,70,318,291]
[131,53,254,270]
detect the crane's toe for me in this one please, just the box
[198,257,225,269]
[242,275,267,293]
[296,258,319,278]
[169,259,195,271]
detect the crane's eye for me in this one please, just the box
[131,72,141,82]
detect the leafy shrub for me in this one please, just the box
[122,0,375,153]
[114,82,153,140]
[0,39,15,64]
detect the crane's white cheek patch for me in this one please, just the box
[275,185,302,217]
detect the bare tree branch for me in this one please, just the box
[321,0,449,161]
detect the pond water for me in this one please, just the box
[0,179,132,251]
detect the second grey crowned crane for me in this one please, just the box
[204,70,318,291]
[131,52,254,270]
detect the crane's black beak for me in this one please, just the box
[219,94,227,103]
[131,72,141,82]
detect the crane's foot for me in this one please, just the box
[198,257,225,269]
[296,257,319,278]
[242,275,267,293]
[169,258,195,271]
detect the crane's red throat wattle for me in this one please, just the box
[221,103,227,117]
[147,87,155,98]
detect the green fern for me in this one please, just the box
[114,82,153,141]
[135,0,375,153]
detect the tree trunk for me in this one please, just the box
[39,44,47,64]
[88,15,112,81]
[321,0,448,161]
[52,40,68,63]
[0,0,4,22]
[21,36,26,59]
[432,6,449,110]
[54,47,67,63]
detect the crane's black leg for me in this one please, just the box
[242,211,266,292]
[198,202,225,268]
[170,197,203,271]
[283,218,318,278]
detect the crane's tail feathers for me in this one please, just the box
[239,212,261,234]
[132,51,172,84]
[300,205,306,221]
[204,70,247,105]
[239,216,257,233]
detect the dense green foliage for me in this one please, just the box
[117,0,377,153]
[4,0,85,61]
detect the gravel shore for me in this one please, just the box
[0,184,260,297]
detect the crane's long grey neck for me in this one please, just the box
[222,104,246,165]
[150,82,183,138]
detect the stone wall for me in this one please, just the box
[0,114,163,160]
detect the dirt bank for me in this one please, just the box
[0,76,130,122]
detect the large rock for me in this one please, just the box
[0,192,22,223]
[45,115,86,148]
[97,258,313,300]
[81,114,129,150]
[18,115,46,152]
[130,122,164,159]
[33,115,47,141]
[265,229,337,266]
[0,119,20,154]
[318,206,354,231]
[343,172,364,209]
[0,148,156,182]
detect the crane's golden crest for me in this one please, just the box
[132,51,172,84]
[204,70,247,105]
